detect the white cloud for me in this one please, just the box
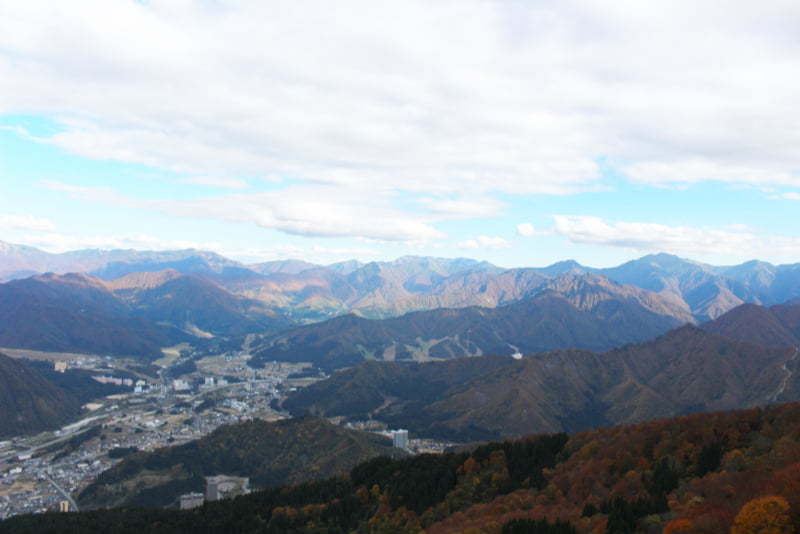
[0,214,56,232]
[623,159,800,188]
[175,176,250,190]
[23,231,222,253]
[415,196,506,219]
[39,180,448,242]
[552,215,800,260]
[3,1,800,246]
[457,236,512,250]
[6,2,797,193]
[516,223,535,237]
[40,180,131,205]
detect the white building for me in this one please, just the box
[205,475,250,501]
[392,429,409,450]
[172,379,191,392]
[179,492,204,510]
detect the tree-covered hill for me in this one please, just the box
[78,416,404,510]
[6,401,800,533]
[0,352,82,439]
[282,324,798,441]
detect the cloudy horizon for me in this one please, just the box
[2,1,800,268]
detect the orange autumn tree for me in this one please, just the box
[663,519,693,533]
[731,496,793,534]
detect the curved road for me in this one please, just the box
[771,347,800,402]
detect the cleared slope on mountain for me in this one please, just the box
[249,273,688,370]
[281,356,518,420]
[0,352,81,438]
[78,416,402,510]
[284,325,796,441]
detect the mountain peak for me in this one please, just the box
[537,259,586,277]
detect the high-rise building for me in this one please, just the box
[392,429,409,450]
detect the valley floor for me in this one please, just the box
[0,351,299,519]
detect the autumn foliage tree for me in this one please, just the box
[731,496,793,534]
[663,519,693,534]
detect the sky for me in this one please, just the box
[1,1,800,269]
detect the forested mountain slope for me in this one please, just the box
[78,416,403,510]
[6,400,800,533]
[0,352,82,438]
[283,323,798,441]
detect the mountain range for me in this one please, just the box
[4,241,800,326]
[6,240,800,441]
[7,240,800,361]
[249,272,691,370]
[282,302,800,441]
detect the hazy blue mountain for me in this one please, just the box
[7,240,800,324]
[594,253,754,320]
[246,259,320,275]
[0,241,250,281]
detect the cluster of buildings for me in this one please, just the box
[0,359,297,519]
[91,376,136,387]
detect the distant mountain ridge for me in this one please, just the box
[7,241,800,365]
[4,241,800,325]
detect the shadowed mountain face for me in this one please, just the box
[0,353,82,439]
[283,312,800,441]
[0,271,289,358]
[0,274,191,358]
